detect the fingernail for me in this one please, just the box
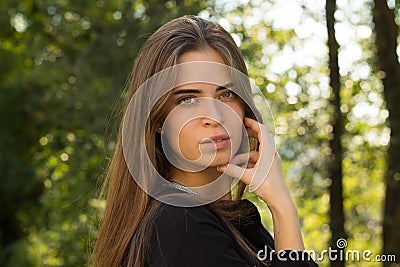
[217,165,226,172]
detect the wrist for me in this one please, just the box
[268,199,298,218]
[269,202,305,251]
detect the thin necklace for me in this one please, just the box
[169,181,202,196]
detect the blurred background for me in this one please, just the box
[0,0,399,266]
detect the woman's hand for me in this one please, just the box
[217,117,305,251]
[217,117,294,212]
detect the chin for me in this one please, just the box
[210,155,231,167]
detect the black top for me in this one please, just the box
[145,199,318,267]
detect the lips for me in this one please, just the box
[200,134,230,149]
[200,134,230,144]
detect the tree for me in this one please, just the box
[325,0,346,266]
[372,0,400,264]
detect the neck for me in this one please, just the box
[170,167,232,200]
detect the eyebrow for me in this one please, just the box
[173,82,234,95]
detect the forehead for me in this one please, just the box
[178,48,226,64]
[174,48,232,88]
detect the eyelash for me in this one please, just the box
[177,95,197,105]
[219,90,236,100]
[176,90,237,105]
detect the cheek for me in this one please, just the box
[228,101,245,121]
[163,117,181,150]
[224,102,245,150]
[176,123,201,161]
[177,124,194,145]
[164,119,197,155]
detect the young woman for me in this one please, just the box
[92,15,318,267]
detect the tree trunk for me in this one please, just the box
[373,1,400,265]
[326,1,346,266]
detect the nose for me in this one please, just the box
[201,99,225,127]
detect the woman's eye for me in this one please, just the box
[219,90,236,100]
[178,96,197,105]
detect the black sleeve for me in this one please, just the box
[237,200,319,267]
[255,221,319,267]
[145,201,319,267]
[146,204,253,267]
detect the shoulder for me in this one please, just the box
[146,201,252,266]
[152,202,226,238]
[153,199,259,235]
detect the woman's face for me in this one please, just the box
[161,48,245,170]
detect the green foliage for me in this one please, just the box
[210,1,390,266]
[0,0,209,266]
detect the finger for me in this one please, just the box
[248,124,275,156]
[261,132,276,154]
[244,118,265,148]
[246,127,258,139]
[244,117,262,133]
[246,162,256,168]
[217,164,250,185]
[249,150,278,192]
[230,151,259,166]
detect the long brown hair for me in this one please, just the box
[92,15,265,267]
